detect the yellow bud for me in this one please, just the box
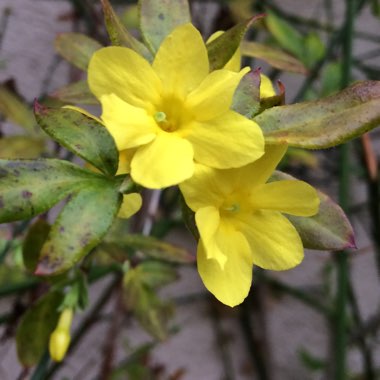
[49,309,73,362]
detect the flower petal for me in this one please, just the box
[260,74,276,98]
[152,24,209,97]
[197,222,253,307]
[118,193,142,219]
[180,164,236,211]
[187,111,264,168]
[195,206,225,266]
[235,144,288,188]
[117,149,136,175]
[131,132,194,188]
[100,94,157,150]
[251,180,320,216]
[88,46,161,110]
[238,210,303,270]
[186,68,249,121]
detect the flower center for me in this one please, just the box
[153,95,193,133]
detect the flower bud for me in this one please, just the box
[49,309,73,362]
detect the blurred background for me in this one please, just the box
[0,0,379,379]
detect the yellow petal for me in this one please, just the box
[152,23,209,97]
[251,180,320,216]
[131,132,194,188]
[118,193,142,219]
[117,149,136,175]
[235,144,288,188]
[187,111,264,168]
[100,94,157,150]
[207,31,241,72]
[195,206,226,266]
[238,210,303,270]
[186,68,249,121]
[88,46,161,111]
[180,164,234,211]
[197,221,253,307]
[260,74,276,98]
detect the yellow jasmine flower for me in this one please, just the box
[88,23,264,189]
[180,144,320,307]
[208,31,276,98]
[49,308,73,362]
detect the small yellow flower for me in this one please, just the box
[180,145,320,307]
[88,23,264,189]
[49,308,73,362]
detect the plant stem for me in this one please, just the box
[333,0,356,378]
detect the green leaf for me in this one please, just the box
[266,11,304,59]
[123,267,173,340]
[320,62,343,96]
[22,219,51,272]
[35,180,122,275]
[241,41,308,74]
[303,32,325,69]
[271,171,355,250]
[101,0,152,60]
[34,102,118,176]
[0,159,100,223]
[105,234,194,264]
[231,70,261,118]
[50,80,98,105]
[139,0,191,53]
[207,15,263,71]
[137,261,177,288]
[55,33,102,71]
[16,291,63,366]
[0,83,37,134]
[0,136,44,159]
[254,80,380,148]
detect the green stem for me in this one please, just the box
[333,0,356,378]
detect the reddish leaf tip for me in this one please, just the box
[345,234,357,249]
[33,99,47,115]
[34,262,53,276]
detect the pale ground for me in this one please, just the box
[0,0,379,379]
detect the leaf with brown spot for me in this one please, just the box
[254,81,380,148]
[0,159,103,223]
[35,179,123,275]
[139,0,191,54]
[35,102,118,176]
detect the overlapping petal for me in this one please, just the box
[131,132,194,189]
[100,94,157,150]
[186,68,249,121]
[238,210,304,270]
[88,47,161,110]
[197,221,253,307]
[251,180,320,216]
[187,112,264,169]
[234,144,288,188]
[180,164,238,211]
[195,206,226,266]
[152,23,209,97]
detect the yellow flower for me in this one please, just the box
[49,308,73,362]
[88,23,264,189]
[208,31,276,98]
[180,145,320,307]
